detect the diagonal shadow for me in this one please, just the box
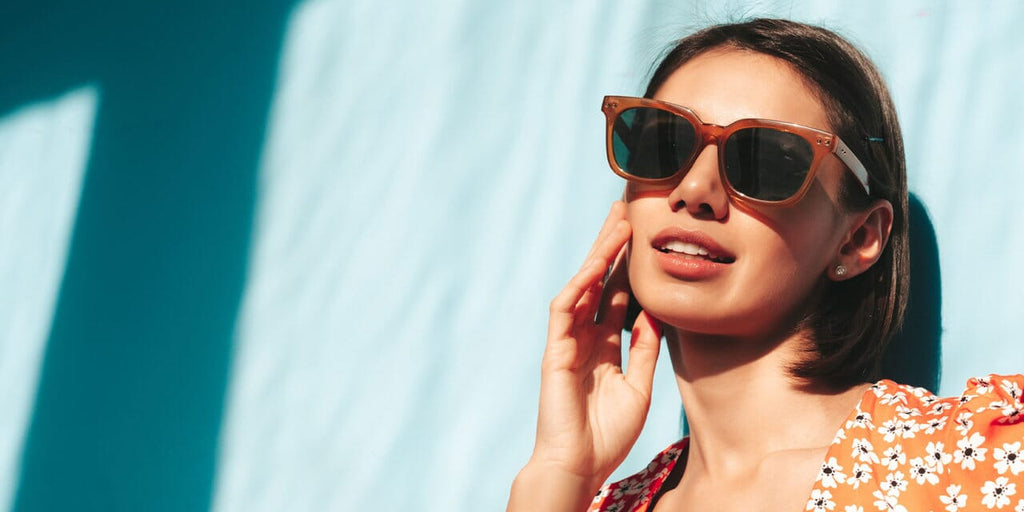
[1,0,294,510]
[880,193,943,392]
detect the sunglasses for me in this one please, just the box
[602,96,871,207]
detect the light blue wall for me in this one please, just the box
[1,1,1022,510]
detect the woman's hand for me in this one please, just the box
[508,201,663,511]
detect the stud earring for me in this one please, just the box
[835,265,848,277]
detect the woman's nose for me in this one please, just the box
[666,145,729,219]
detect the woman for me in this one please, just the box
[507,19,1023,511]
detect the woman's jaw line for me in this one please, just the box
[660,320,829,402]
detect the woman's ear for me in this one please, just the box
[831,199,894,281]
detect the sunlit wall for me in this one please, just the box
[1,1,1021,511]
[0,86,97,512]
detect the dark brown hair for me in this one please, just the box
[644,18,909,388]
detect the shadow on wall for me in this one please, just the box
[0,0,294,510]
[880,193,942,392]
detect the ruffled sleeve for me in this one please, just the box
[938,374,1024,509]
[804,374,1024,511]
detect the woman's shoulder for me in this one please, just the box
[587,438,688,512]
[589,375,1024,511]
[816,374,1024,510]
[860,373,1024,430]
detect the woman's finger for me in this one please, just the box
[546,219,630,369]
[573,279,604,331]
[623,310,662,401]
[583,201,626,263]
[548,257,609,341]
[588,219,630,269]
[592,248,631,367]
[593,242,630,328]
[578,221,630,322]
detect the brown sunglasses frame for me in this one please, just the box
[601,96,871,208]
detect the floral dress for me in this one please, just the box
[588,375,1024,512]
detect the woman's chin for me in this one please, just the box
[637,298,796,342]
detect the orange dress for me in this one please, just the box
[589,375,1024,512]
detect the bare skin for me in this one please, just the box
[653,326,871,511]
[508,48,893,512]
[507,202,663,511]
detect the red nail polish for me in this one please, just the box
[648,314,662,340]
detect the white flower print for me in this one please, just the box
[959,393,976,405]
[848,410,873,430]
[986,401,1007,413]
[880,471,908,497]
[845,506,864,512]
[849,462,872,489]
[975,377,995,395]
[927,441,953,474]
[1015,499,1024,512]
[807,489,836,511]
[1000,408,1023,425]
[939,484,967,512]
[991,400,1024,425]
[955,411,974,436]
[923,416,947,435]
[995,442,1024,475]
[853,438,880,464]
[921,393,938,406]
[898,419,918,439]
[818,457,847,488]
[610,486,627,500]
[623,478,647,496]
[908,457,939,485]
[1000,379,1021,401]
[834,428,847,444]
[954,432,988,470]
[660,447,682,464]
[611,477,646,498]
[872,489,908,512]
[878,419,917,442]
[894,404,922,419]
[931,401,953,415]
[880,391,907,406]
[981,477,1016,509]
[880,419,902,443]
[883,445,906,470]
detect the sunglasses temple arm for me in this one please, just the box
[834,139,871,195]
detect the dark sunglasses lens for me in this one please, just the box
[612,107,696,179]
[723,128,814,201]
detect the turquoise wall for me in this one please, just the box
[1,1,1021,510]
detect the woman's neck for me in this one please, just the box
[664,327,870,479]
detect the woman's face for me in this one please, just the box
[626,48,854,339]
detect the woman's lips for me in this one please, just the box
[650,228,734,280]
